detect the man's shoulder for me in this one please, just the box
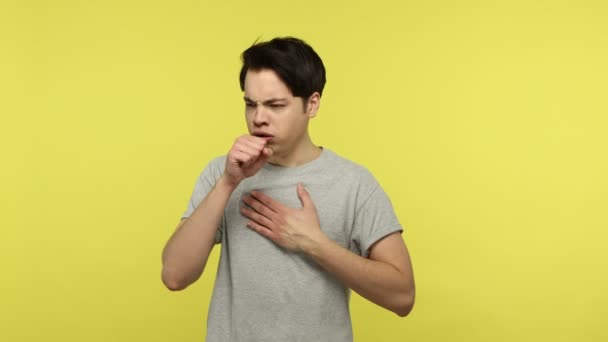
[323,149,376,183]
[209,155,227,168]
[195,155,227,180]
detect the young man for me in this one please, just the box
[161,37,415,341]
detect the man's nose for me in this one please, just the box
[253,104,268,125]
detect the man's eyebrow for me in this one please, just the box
[243,97,288,104]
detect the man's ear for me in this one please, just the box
[306,92,321,118]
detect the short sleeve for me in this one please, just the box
[350,173,402,257]
[181,156,226,244]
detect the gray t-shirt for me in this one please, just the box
[182,148,402,342]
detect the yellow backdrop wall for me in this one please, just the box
[2,0,607,341]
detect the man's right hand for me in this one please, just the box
[222,135,272,188]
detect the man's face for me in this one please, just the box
[243,69,314,157]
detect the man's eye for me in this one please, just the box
[270,104,286,108]
[245,103,255,108]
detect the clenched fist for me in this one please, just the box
[223,135,273,187]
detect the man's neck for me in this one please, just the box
[268,140,322,168]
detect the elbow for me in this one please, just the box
[161,268,189,291]
[394,288,415,317]
[395,300,414,317]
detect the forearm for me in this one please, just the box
[307,236,415,316]
[161,176,235,290]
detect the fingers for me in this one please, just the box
[228,135,269,168]
[296,184,314,209]
[230,150,256,166]
[233,143,260,158]
[249,190,282,213]
[246,220,278,241]
[242,193,278,216]
[238,136,266,153]
[224,135,273,185]
[262,146,273,157]
[231,136,265,159]
[240,194,281,241]
[240,203,274,228]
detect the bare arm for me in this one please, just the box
[161,135,272,291]
[161,175,236,291]
[308,232,415,316]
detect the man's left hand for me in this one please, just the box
[240,184,327,253]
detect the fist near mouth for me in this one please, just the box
[223,135,273,187]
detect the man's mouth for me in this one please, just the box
[253,133,274,141]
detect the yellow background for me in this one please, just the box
[2,0,607,341]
